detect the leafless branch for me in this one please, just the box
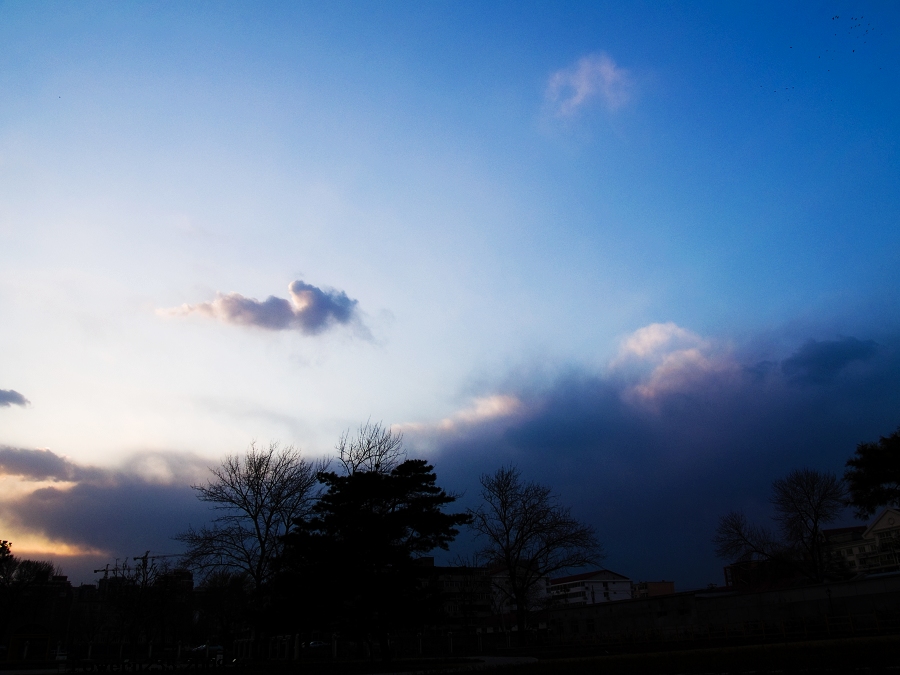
[335,419,406,475]
[712,510,779,561]
[469,465,603,630]
[713,468,848,583]
[176,441,321,589]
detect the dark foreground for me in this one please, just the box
[249,635,900,674]
[495,635,900,675]
[5,636,900,675]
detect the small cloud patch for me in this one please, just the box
[401,395,526,437]
[162,280,363,335]
[546,52,633,117]
[0,390,29,408]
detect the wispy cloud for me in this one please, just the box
[0,389,29,407]
[161,280,364,336]
[545,52,633,117]
[400,395,525,437]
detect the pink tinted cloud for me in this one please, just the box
[546,52,633,116]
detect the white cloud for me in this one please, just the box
[546,52,633,117]
[400,394,525,436]
[615,322,701,361]
[612,323,738,401]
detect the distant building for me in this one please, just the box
[822,525,867,571]
[549,569,631,606]
[413,557,493,626]
[487,566,551,620]
[632,580,675,599]
[721,508,900,591]
[824,507,900,575]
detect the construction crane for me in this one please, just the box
[93,558,126,579]
[132,551,184,587]
[133,550,182,567]
[93,552,182,581]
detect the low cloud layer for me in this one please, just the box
[6,326,897,588]
[0,449,214,580]
[163,280,363,335]
[409,325,900,588]
[0,446,98,482]
[0,390,29,407]
[546,52,633,116]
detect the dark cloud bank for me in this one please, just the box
[0,389,29,407]
[0,447,102,482]
[3,335,898,589]
[0,449,212,583]
[419,335,900,589]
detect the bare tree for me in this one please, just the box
[713,468,847,583]
[176,442,321,590]
[469,466,603,634]
[772,468,846,581]
[713,511,780,562]
[335,419,406,475]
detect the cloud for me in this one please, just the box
[615,322,702,361]
[0,446,98,482]
[0,390,29,407]
[406,324,900,588]
[5,325,895,588]
[0,449,214,579]
[610,322,738,401]
[546,52,633,117]
[162,280,363,335]
[781,337,880,385]
[400,395,525,437]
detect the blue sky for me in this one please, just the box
[1,1,899,587]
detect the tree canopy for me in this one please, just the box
[281,459,470,641]
[845,427,900,519]
[307,459,468,558]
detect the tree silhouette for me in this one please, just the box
[469,466,603,636]
[335,419,406,475]
[282,459,470,655]
[176,442,321,590]
[0,541,57,655]
[714,468,846,583]
[845,427,900,518]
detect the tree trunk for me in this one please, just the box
[514,590,527,646]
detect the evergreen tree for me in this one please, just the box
[280,459,470,655]
[845,427,900,518]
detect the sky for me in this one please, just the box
[1,1,899,589]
